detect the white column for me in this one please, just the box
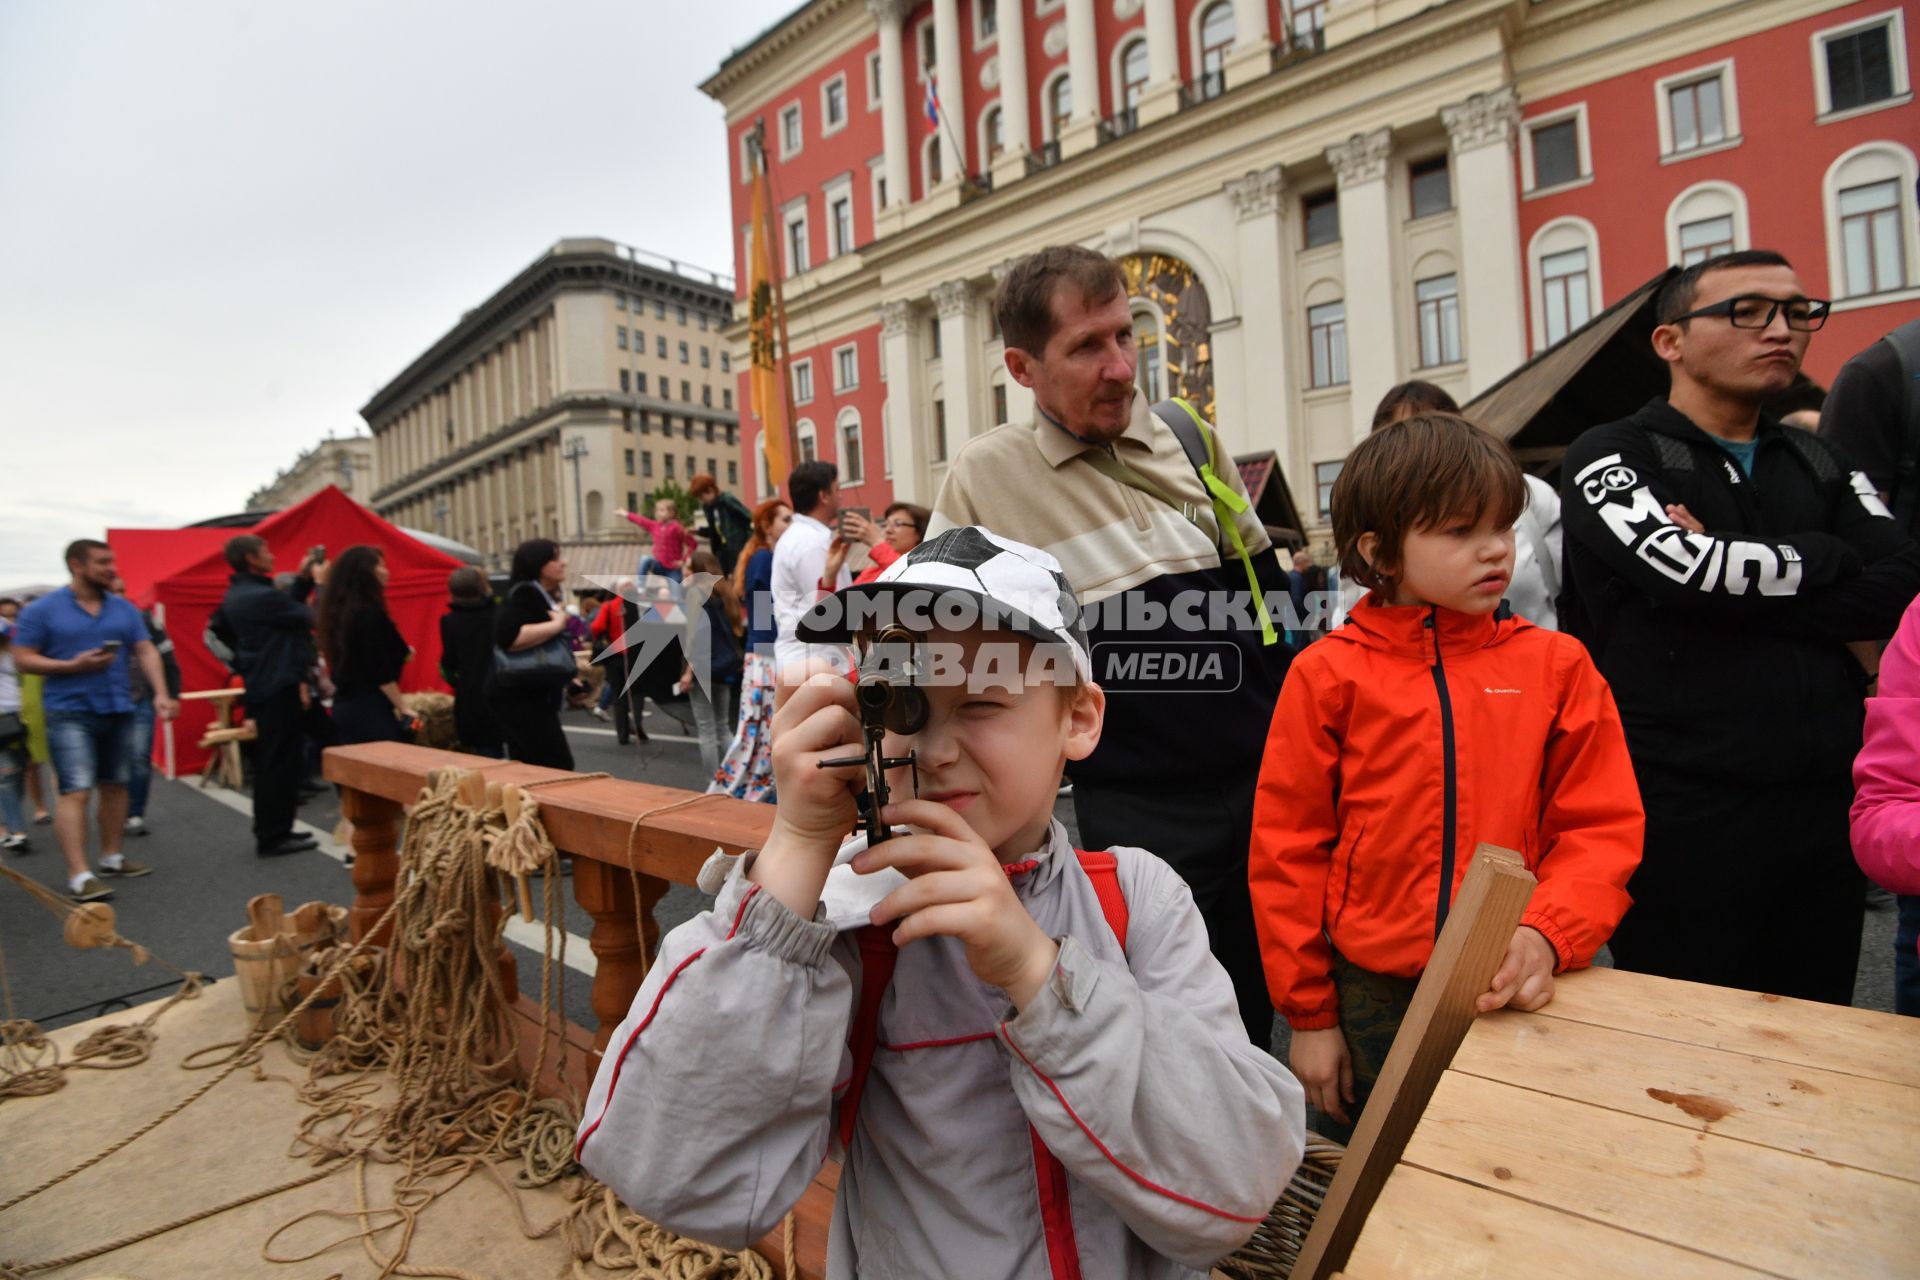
[1327,128,1398,443]
[1225,0,1273,89]
[1062,0,1100,157]
[1138,0,1181,126]
[1227,165,1291,459]
[990,0,1030,188]
[933,0,966,184]
[932,280,982,446]
[1441,88,1526,394]
[870,0,910,208]
[879,300,930,501]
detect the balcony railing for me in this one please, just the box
[1097,107,1140,145]
[1024,139,1063,176]
[1179,69,1228,110]
[1274,23,1327,69]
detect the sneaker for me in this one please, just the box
[71,874,114,902]
[591,706,611,722]
[124,816,149,837]
[97,857,152,878]
[33,811,51,825]
[2,833,28,853]
[257,833,317,857]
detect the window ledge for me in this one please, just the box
[1414,358,1468,375]
[1524,173,1595,201]
[1660,134,1743,165]
[1406,208,1457,225]
[1303,383,1350,402]
[1833,285,1920,313]
[1298,242,1342,265]
[1816,93,1913,125]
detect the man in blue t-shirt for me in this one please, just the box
[12,539,178,901]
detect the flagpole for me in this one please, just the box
[927,65,972,190]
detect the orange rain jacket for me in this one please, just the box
[1250,596,1644,1031]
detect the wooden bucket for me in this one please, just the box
[227,900,347,1032]
[293,944,379,1050]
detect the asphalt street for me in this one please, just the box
[2,703,1901,1053]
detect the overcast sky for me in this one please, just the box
[0,0,795,587]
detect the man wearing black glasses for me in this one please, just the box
[1560,249,1920,1006]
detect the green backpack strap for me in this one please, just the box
[1151,398,1277,647]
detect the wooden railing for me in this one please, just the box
[323,740,773,1064]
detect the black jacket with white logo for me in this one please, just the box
[1560,398,1920,785]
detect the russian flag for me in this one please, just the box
[924,73,940,132]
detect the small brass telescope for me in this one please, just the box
[817,625,927,845]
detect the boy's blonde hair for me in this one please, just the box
[1332,413,1526,593]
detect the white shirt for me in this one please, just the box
[771,512,850,674]
[0,649,18,714]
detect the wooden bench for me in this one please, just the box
[182,687,252,789]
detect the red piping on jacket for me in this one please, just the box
[575,947,709,1159]
[1031,1124,1083,1280]
[1002,1030,1265,1225]
[880,1030,998,1051]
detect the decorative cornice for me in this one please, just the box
[1441,85,1520,152]
[932,280,975,318]
[878,298,916,336]
[1326,127,1393,187]
[701,0,862,101]
[1226,165,1285,220]
[866,0,911,25]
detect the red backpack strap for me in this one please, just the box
[837,925,898,1150]
[1073,849,1129,954]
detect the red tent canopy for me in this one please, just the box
[152,486,461,777]
[107,528,232,609]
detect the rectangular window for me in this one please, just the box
[1825,23,1897,112]
[1303,190,1339,248]
[977,1,996,41]
[728,460,739,485]
[835,344,859,390]
[1531,119,1581,189]
[1409,156,1451,219]
[628,490,639,511]
[707,456,717,476]
[918,20,936,75]
[636,372,648,394]
[1678,214,1735,265]
[657,335,667,357]
[793,359,814,403]
[619,369,631,392]
[702,386,712,407]
[830,195,854,257]
[1415,274,1462,368]
[615,293,627,311]
[642,453,654,477]
[665,455,676,479]
[679,341,689,364]
[634,329,645,351]
[781,104,803,156]
[638,410,651,433]
[786,210,810,276]
[824,76,848,132]
[676,305,686,324]
[624,448,636,474]
[659,381,670,401]
[681,380,690,400]
[720,352,731,373]
[1307,301,1348,387]
[928,315,942,358]
[1667,76,1726,153]
[723,389,733,410]
[726,424,737,445]
[1315,460,1342,521]
[932,398,948,461]
[1840,179,1906,296]
[867,51,883,110]
[698,313,709,331]
[699,346,711,368]
[842,418,864,483]
[1541,247,1592,345]
[706,422,715,443]
[687,454,696,477]
[799,430,817,463]
[655,300,665,320]
[616,326,628,349]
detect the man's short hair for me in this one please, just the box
[1332,414,1527,594]
[994,246,1127,356]
[788,460,839,516]
[64,538,111,570]
[224,534,267,573]
[448,566,490,603]
[1371,380,1461,430]
[1656,249,1793,325]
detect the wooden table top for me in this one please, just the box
[1341,966,1920,1278]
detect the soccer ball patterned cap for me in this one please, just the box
[796,526,1090,681]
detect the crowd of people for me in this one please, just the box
[9,239,1918,1274]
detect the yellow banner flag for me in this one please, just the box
[746,139,791,494]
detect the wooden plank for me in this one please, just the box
[1292,845,1538,1280]
[1402,1071,1920,1277]
[1537,966,1920,1090]
[1454,1008,1920,1183]
[1343,1164,1768,1279]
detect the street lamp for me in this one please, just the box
[562,435,589,536]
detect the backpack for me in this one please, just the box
[1883,322,1920,531]
[835,849,1131,1172]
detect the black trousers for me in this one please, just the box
[246,685,306,850]
[1609,773,1865,1006]
[489,691,574,772]
[1073,771,1274,1047]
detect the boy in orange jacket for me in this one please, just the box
[1250,414,1642,1137]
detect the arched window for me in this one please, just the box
[796,418,818,465]
[585,490,605,531]
[1046,73,1072,141]
[982,103,1005,160]
[1666,182,1750,266]
[920,133,943,197]
[1527,218,1603,351]
[836,408,865,484]
[1118,38,1150,114]
[1197,1,1235,89]
[1133,303,1166,401]
[1823,143,1919,299]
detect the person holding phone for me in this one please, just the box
[10,540,176,901]
[823,501,929,587]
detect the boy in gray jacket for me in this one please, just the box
[575,528,1305,1278]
